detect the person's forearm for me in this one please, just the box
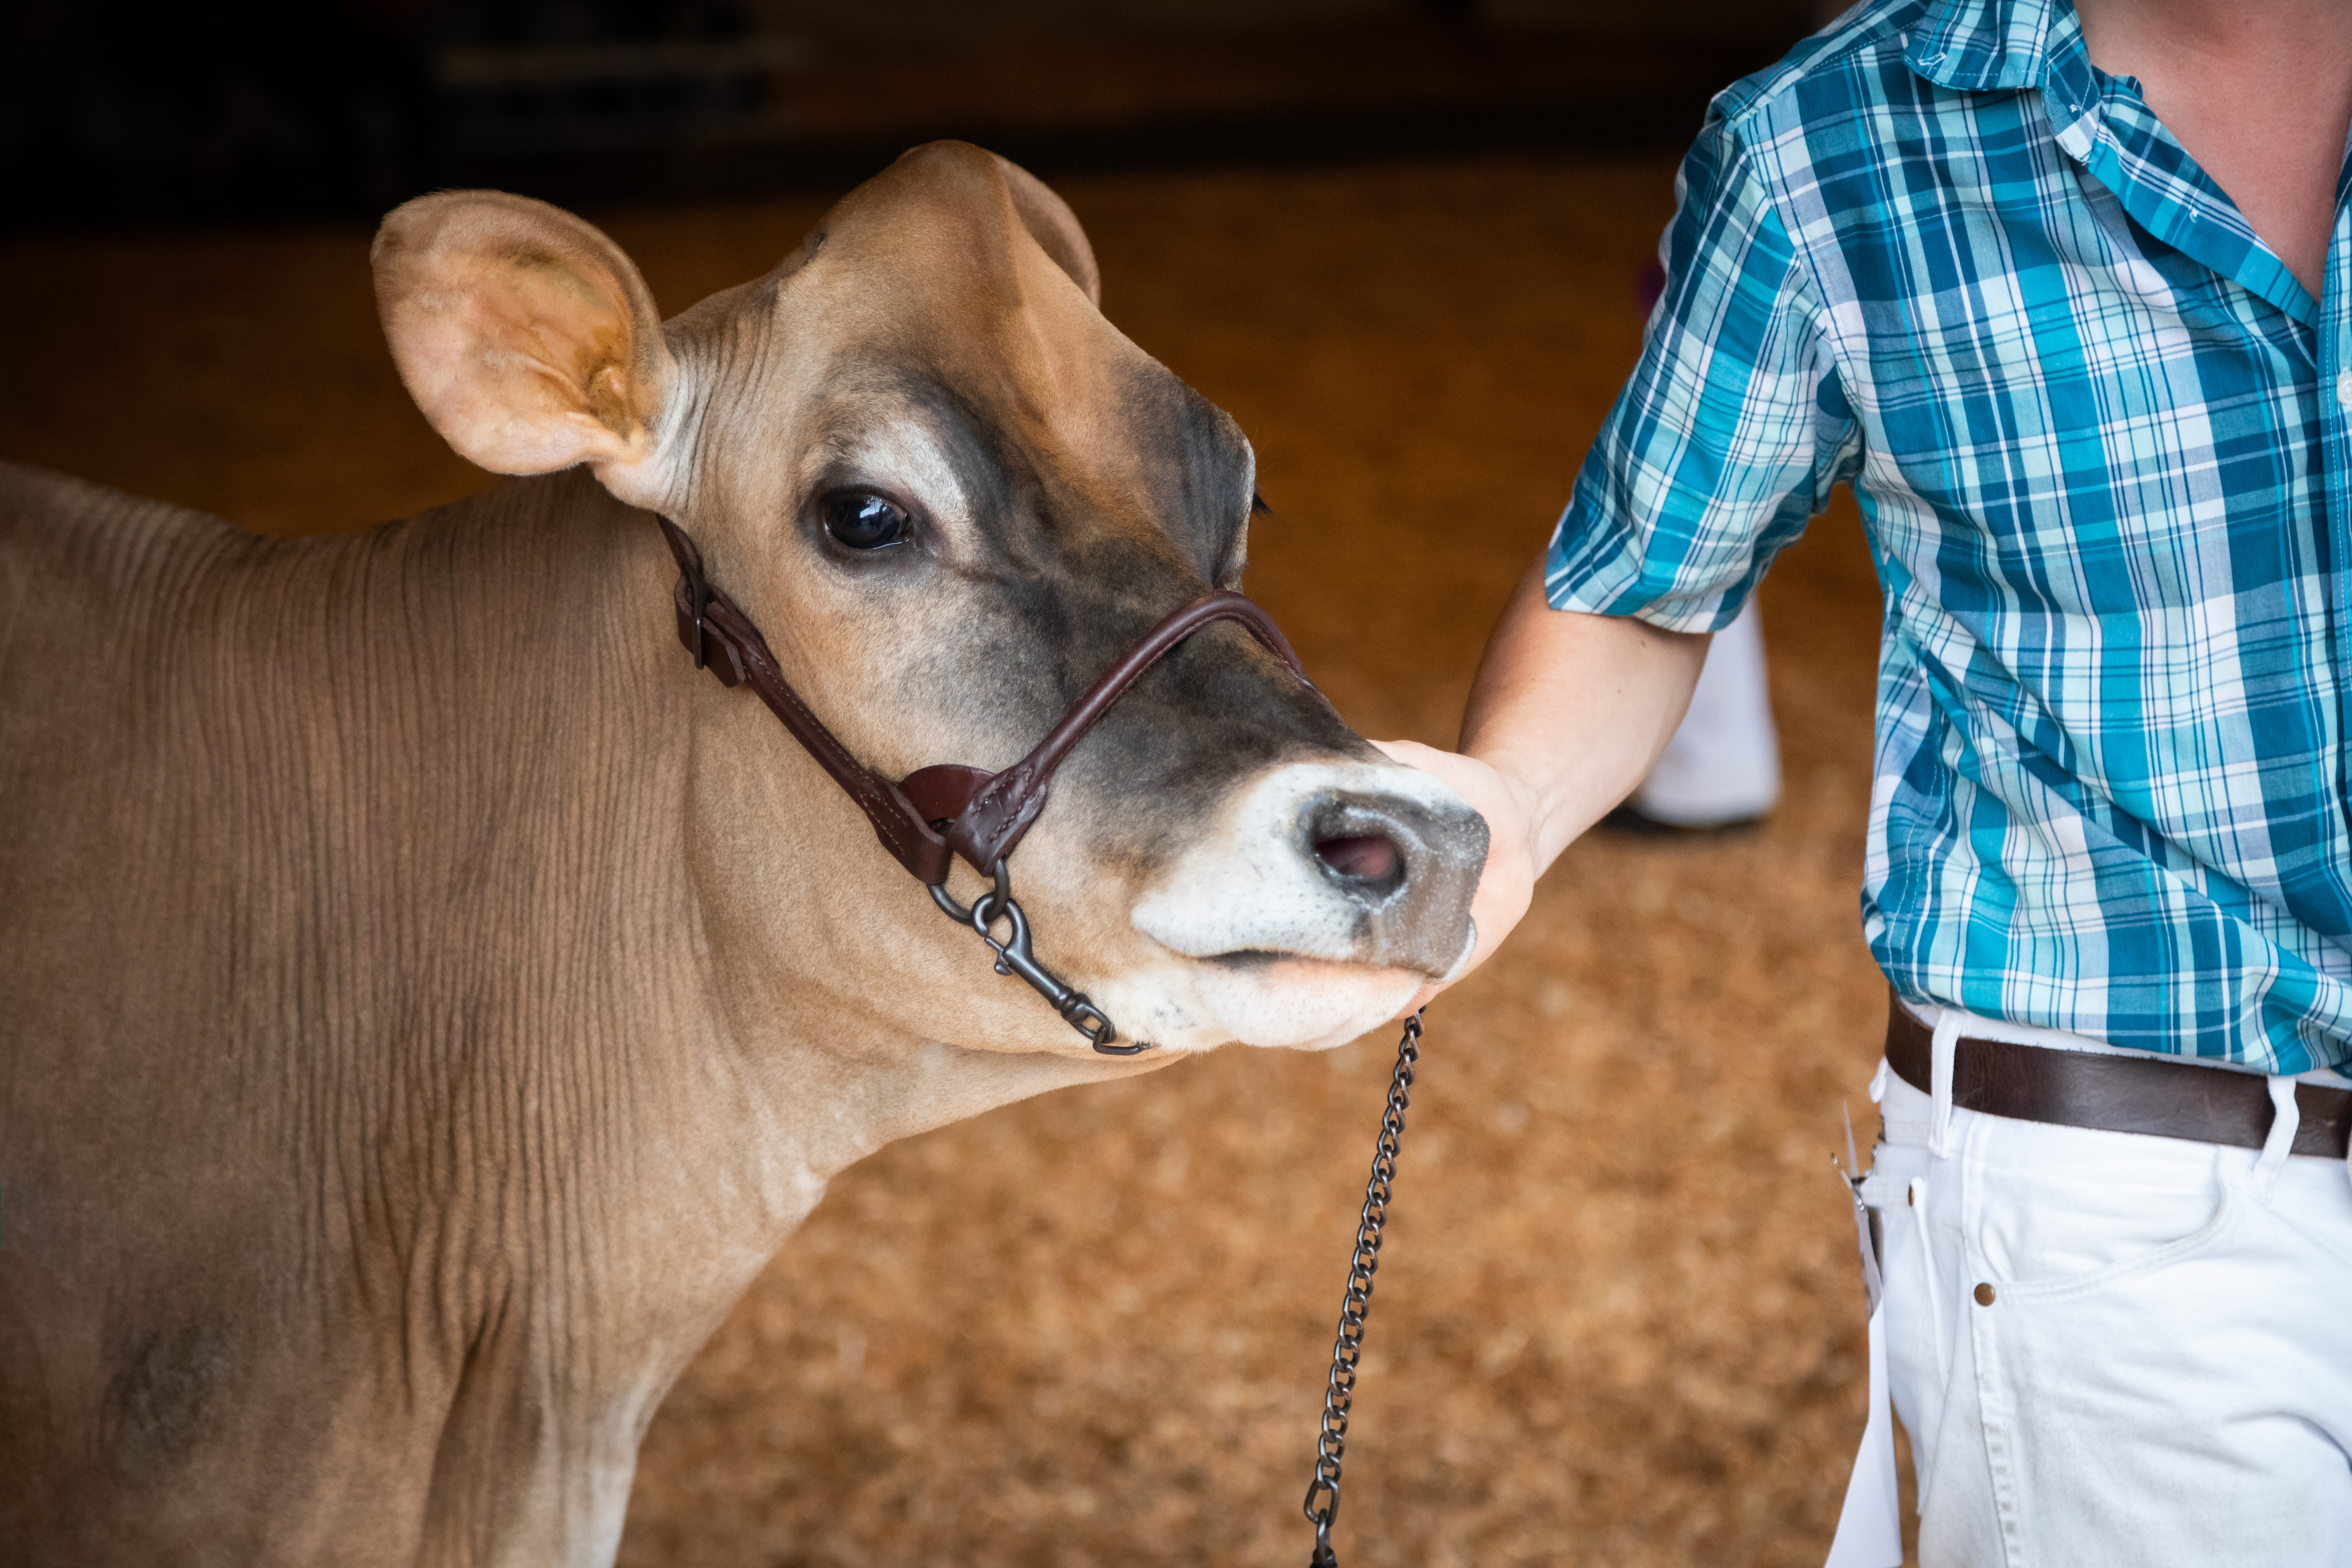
[1461,559,1710,876]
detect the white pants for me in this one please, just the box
[1857,1061,2352,1566]
[1630,596,1780,827]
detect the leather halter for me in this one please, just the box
[655,516,1313,1052]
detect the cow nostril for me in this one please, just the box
[1314,832,1403,889]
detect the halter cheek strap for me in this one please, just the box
[660,518,958,884]
[655,516,1314,1052]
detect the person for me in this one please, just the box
[1612,595,1782,831]
[1384,0,2352,1561]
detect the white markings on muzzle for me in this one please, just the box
[1130,760,1480,978]
[1081,945,1426,1055]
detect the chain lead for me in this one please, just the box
[1301,1009,1424,1568]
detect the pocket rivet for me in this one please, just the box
[1974,1282,1997,1307]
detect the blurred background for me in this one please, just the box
[1,0,1814,227]
[1,3,1914,1564]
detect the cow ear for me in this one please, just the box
[373,190,675,507]
[996,156,1101,308]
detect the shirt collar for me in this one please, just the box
[1907,0,2322,331]
[1904,0,2075,92]
[1907,0,2103,161]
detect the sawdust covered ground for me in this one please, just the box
[0,154,1911,1564]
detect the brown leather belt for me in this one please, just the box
[1886,996,2352,1159]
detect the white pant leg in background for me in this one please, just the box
[1857,1065,2352,1567]
[1630,595,1781,827]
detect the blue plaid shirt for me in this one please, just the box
[1548,0,2352,1070]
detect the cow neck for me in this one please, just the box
[653,515,1312,1053]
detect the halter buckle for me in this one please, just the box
[928,860,1146,1054]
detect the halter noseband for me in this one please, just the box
[656,516,1313,1054]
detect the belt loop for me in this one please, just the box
[1929,1010,1962,1158]
[2254,1075,2299,1196]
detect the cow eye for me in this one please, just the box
[821,491,911,551]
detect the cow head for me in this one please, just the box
[372,142,1485,1058]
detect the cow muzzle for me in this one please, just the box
[1131,761,1488,1049]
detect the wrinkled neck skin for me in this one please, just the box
[388,472,1171,1551]
[6,466,1162,1567]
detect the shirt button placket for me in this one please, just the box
[2333,197,2352,881]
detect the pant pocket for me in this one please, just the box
[1963,1186,2255,1568]
[1967,1121,2231,1288]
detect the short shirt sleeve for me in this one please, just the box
[1547,108,1859,632]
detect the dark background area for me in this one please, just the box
[4,0,1819,231]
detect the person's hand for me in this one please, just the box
[1371,739,1541,1016]
[1364,581,1707,1021]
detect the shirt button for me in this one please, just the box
[2338,369,2352,410]
[1974,1282,1997,1307]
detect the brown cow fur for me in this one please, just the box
[0,143,1478,1565]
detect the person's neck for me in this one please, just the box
[2074,0,2352,299]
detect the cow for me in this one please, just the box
[0,142,1484,1565]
